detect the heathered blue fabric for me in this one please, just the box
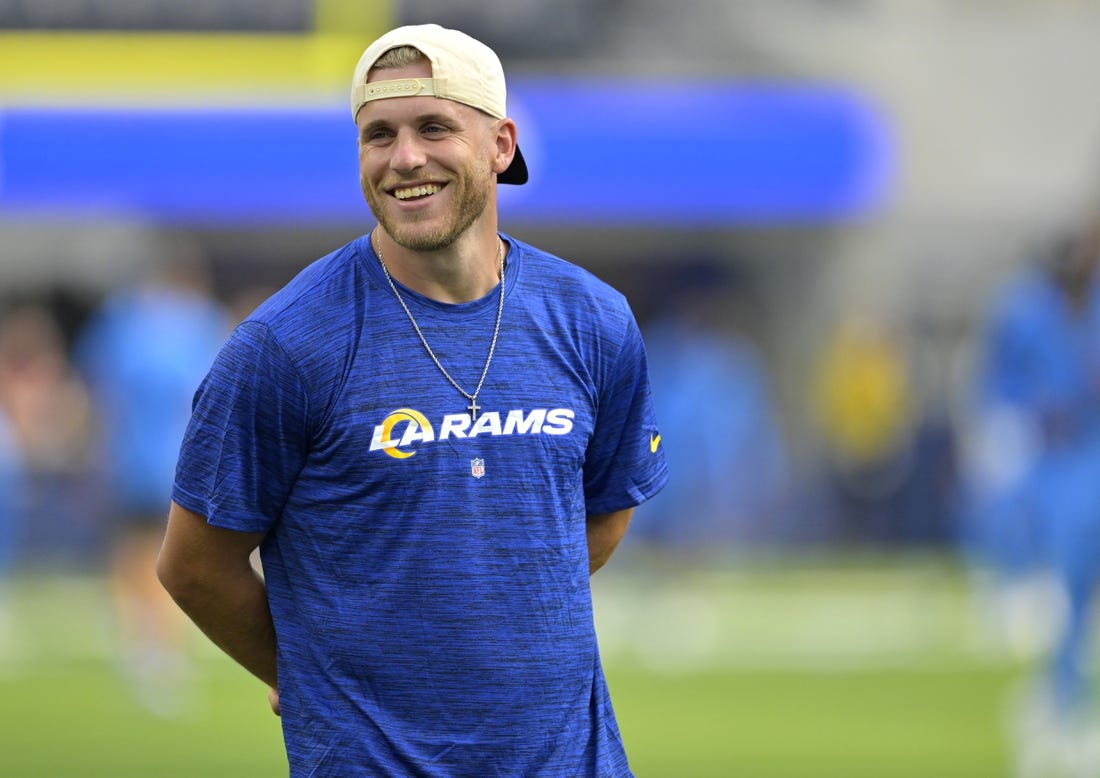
[173,232,668,777]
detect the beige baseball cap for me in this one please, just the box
[351,24,529,185]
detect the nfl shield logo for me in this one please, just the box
[470,458,486,479]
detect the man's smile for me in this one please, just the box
[392,183,444,200]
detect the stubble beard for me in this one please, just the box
[364,160,493,253]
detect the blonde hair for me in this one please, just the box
[370,45,426,71]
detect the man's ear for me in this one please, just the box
[492,118,519,177]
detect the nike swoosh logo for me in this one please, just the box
[650,433,661,453]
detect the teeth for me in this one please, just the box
[394,184,442,200]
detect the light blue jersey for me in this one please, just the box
[76,283,231,516]
[965,266,1100,712]
[174,233,667,776]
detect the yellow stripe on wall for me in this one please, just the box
[0,31,383,105]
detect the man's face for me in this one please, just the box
[355,58,497,252]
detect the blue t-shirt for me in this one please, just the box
[173,233,668,777]
[967,269,1100,562]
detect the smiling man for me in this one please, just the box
[157,23,667,777]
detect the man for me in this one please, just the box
[76,244,231,714]
[960,214,1100,768]
[157,23,668,777]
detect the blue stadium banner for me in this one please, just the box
[0,78,893,225]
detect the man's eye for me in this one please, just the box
[422,125,448,136]
[363,129,393,144]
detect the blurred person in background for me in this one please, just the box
[812,313,919,545]
[960,212,1100,775]
[0,305,93,664]
[637,261,789,551]
[74,237,231,715]
[157,24,667,776]
[0,305,92,468]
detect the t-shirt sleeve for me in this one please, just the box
[172,320,310,533]
[582,304,669,515]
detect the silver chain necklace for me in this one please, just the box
[374,234,505,421]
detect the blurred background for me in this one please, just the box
[3,1,1100,776]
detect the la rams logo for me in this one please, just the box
[370,407,574,460]
[370,408,431,459]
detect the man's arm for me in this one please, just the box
[586,507,634,575]
[156,501,277,688]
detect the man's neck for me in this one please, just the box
[373,227,503,304]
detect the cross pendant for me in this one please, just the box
[467,398,480,421]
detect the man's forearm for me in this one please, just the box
[586,508,634,575]
[158,559,278,688]
[158,503,278,688]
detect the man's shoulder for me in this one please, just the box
[508,235,628,308]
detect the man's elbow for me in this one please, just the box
[155,547,205,606]
[587,508,635,575]
[155,548,183,595]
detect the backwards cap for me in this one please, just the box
[351,24,528,185]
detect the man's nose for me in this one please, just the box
[390,130,427,173]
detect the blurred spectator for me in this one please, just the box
[811,313,920,544]
[74,236,232,715]
[0,305,93,473]
[0,305,95,561]
[0,304,92,665]
[634,263,790,550]
[959,214,1100,770]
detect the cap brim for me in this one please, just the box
[498,145,528,185]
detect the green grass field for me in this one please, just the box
[0,553,1032,776]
